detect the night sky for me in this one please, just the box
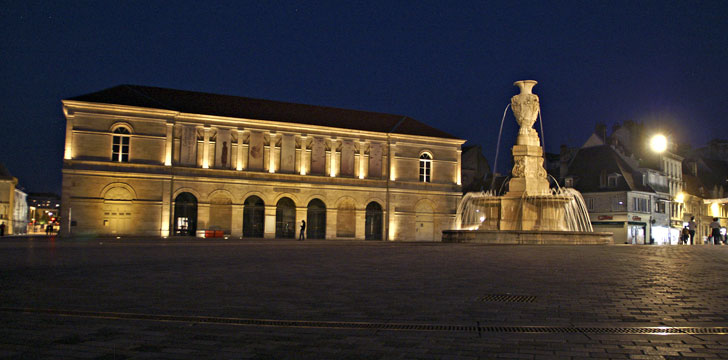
[1,1,726,195]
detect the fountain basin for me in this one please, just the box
[442,229,614,245]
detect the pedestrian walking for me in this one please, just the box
[709,218,722,245]
[681,226,690,245]
[0,222,5,237]
[299,220,306,241]
[688,216,697,245]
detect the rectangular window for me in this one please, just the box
[112,135,130,162]
[586,197,595,211]
[632,197,649,213]
[656,201,665,214]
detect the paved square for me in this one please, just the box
[1,237,727,359]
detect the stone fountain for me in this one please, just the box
[442,81,613,244]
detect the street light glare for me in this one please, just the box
[650,134,667,153]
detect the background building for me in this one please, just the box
[60,85,465,240]
[0,163,27,235]
[563,122,728,245]
[460,145,490,193]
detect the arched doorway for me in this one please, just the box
[307,199,326,239]
[174,192,197,236]
[365,202,383,240]
[243,196,264,238]
[415,201,434,241]
[276,197,296,238]
[103,186,133,235]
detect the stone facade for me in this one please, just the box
[0,165,27,235]
[60,85,465,241]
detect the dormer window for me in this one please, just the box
[607,174,618,188]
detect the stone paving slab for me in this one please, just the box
[1,238,727,358]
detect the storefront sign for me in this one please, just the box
[632,216,641,221]
[598,215,613,220]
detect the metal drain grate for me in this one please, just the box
[478,294,537,303]
[2,307,727,335]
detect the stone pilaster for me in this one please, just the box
[268,132,277,173]
[236,129,245,171]
[164,122,173,166]
[355,209,365,240]
[160,179,171,236]
[389,141,396,181]
[202,126,211,169]
[299,135,308,175]
[64,112,74,160]
[231,204,243,238]
[358,140,367,179]
[329,138,338,177]
[264,205,276,238]
[326,208,337,239]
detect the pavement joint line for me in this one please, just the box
[2,307,728,335]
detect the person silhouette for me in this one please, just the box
[299,220,306,241]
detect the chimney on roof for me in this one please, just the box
[595,123,607,141]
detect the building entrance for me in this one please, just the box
[276,198,296,238]
[173,192,197,236]
[243,196,264,238]
[307,199,326,239]
[365,202,383,240]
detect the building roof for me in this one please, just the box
[0,163,14,180]
[67,84,460,140]
[567,145,654,193]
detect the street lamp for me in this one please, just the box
[650,134,668,153]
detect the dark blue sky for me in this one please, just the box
[1,1,726,194]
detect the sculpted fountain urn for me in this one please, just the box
[511,80,540,146]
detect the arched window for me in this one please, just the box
[112,127,131,162]
[419,153,432,183]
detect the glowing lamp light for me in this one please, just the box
[675,192,684,203]
[711,202,720,217]
[650,134,668,153]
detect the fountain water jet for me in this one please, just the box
[443,81,613,244]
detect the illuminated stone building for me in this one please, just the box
[60,85,465,240]
[0,164,28,235]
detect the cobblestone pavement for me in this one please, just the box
[1,237,727,359]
